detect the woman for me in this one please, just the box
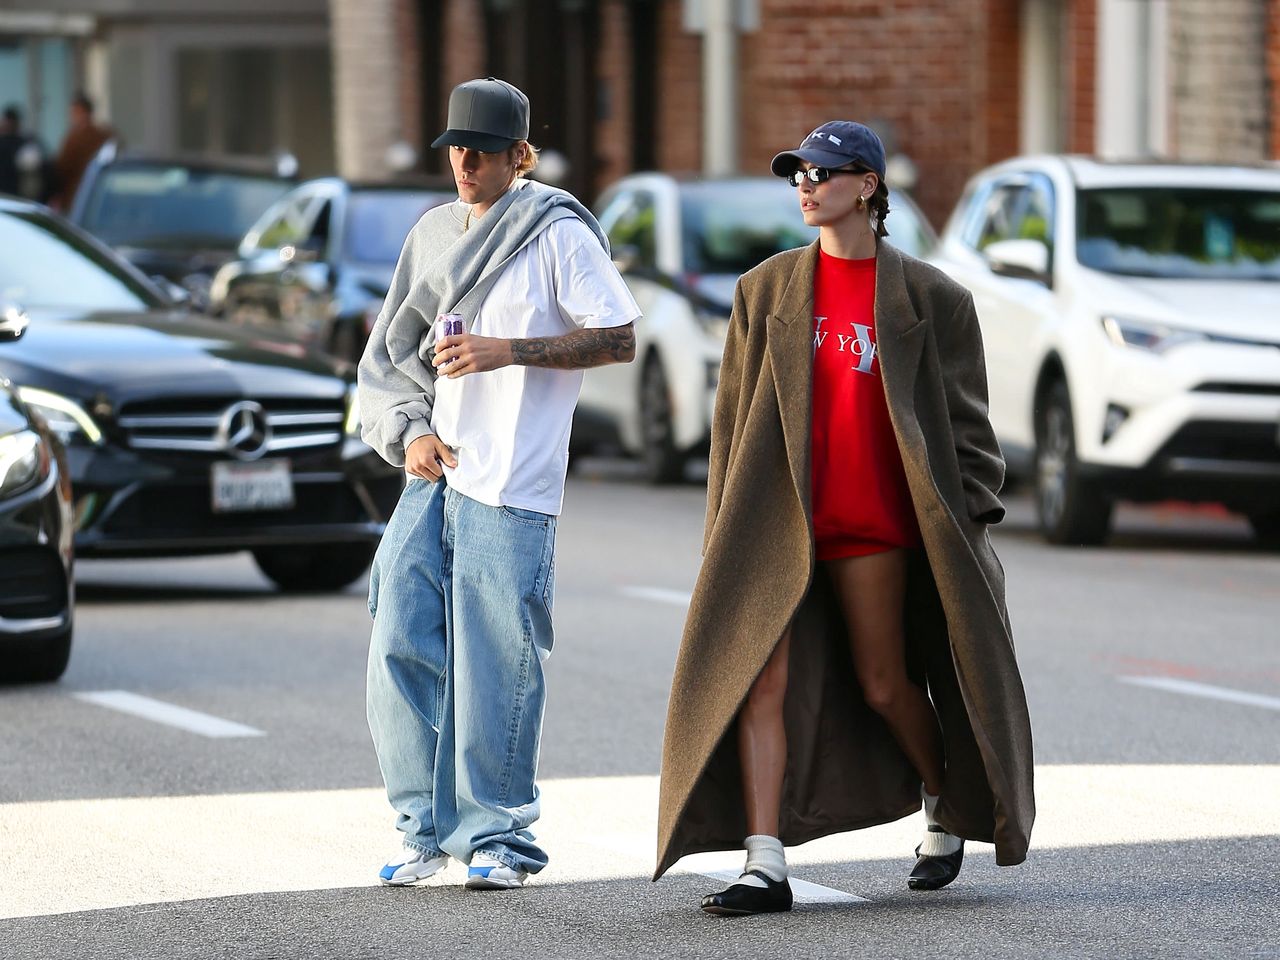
[654,121,1035,915]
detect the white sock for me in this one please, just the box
[743,834,787,882]
[920,789,963,856]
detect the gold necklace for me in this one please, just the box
[464,207,471,232]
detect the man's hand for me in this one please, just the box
[432,333,514,379]
[405,434,457,481]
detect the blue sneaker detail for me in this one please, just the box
[379,845,449,886]
[464,854,528,890]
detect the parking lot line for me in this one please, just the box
[72,690,266,738]
[1119,676,1280,712]
[621,586,692,607]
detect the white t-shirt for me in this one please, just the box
[430,212,640,515]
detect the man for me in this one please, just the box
[51,92,111,212]
[358,77,638,891]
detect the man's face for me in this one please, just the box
[449,145,518,210]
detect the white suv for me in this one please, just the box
[579,173,935,482]
[930,157,1280,544]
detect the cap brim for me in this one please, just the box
[431,129,519,152]
[770,145,859,178]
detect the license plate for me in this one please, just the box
[211,460,294,513]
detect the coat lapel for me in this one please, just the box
[874,242,926,418]
[767,242,819,506]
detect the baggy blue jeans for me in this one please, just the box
[366,478,556,874]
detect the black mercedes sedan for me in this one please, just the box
[0,198,403,592]
[0,306,74,682]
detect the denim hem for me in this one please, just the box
[401,838,446,859]
[474,844,532,873]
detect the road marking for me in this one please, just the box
[622,586,692,607]
[3,766,1279,919]
[696,867,867,904]
[72,691,265,738]
[1119,676,1280,712]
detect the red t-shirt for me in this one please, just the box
[811,248,921,560]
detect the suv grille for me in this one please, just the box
[117,397,344,459]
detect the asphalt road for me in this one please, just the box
[1,463,1277,959]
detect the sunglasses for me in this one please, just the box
[786,167,864,188]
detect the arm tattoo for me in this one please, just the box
[510,323,636,370]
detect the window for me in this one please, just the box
[603,192,657,271]
[967,175,1056,256]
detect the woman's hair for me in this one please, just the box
[511,141,540,178]
[857,167,891,239]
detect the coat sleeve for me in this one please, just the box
[703,279,749,554]
[938,290,1006,524]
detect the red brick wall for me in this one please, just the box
[1270,0,1280,157]
[1065,0,1097,154]
[655,0,702,172]
[729,0,1000,229]
[443,0,485,101]
[985,0,1021,165]
[595,0,633,191]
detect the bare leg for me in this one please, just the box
[738,627,792,837]
[825,550,944,795]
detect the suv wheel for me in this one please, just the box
[1034,379,1112,545]
[1247,510,1280,548]
[253,542,377,592]
[1,627,72,684]
[640,357,686,484]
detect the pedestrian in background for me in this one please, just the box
[655,121,1035,915]
[50,92,111,212]
[0,105,44,200]
[358,77,638,891]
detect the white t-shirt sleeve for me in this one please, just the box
[546,218,642,330]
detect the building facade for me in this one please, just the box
[0,0,334,175]
[331,0,1280,226]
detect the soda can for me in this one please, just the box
[435,312,465,340]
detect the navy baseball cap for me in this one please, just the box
[432,77,530,152]
[770,121,887,181]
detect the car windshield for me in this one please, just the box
[343,190,453,263]
[680,181,934,275]
[0,211,163,312]
[1077,186,1280,281]
[80,164,293,248]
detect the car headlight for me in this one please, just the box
[0,430,48,498]
[1101,316,1209,354]
[344,383,361,437]
[17,387,105,446]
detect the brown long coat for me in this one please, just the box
[654,240,1035,880]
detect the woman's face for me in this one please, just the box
[796,162,878,229]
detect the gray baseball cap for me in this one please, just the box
[431,77,530,152]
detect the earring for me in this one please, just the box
[856,194,867,210]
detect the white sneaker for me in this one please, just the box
[464,852,528,890]
[379,844,449,886]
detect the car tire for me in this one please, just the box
[252,542,377,593]
[639,356,686,485]
[1034,379,1113,546]
[1,627,72,684]
[1247,510,1280,548]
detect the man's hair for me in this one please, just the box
[2,105,20,127]
[72,91,94,114]
[512,141,539,178]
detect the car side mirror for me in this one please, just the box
[983,238,1050,284]
[0,304,29,342]
[612,244,643,274]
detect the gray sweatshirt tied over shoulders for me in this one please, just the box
[356,177,610,467]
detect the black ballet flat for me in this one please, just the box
[701,870,794,916]
[907,830,965,891]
